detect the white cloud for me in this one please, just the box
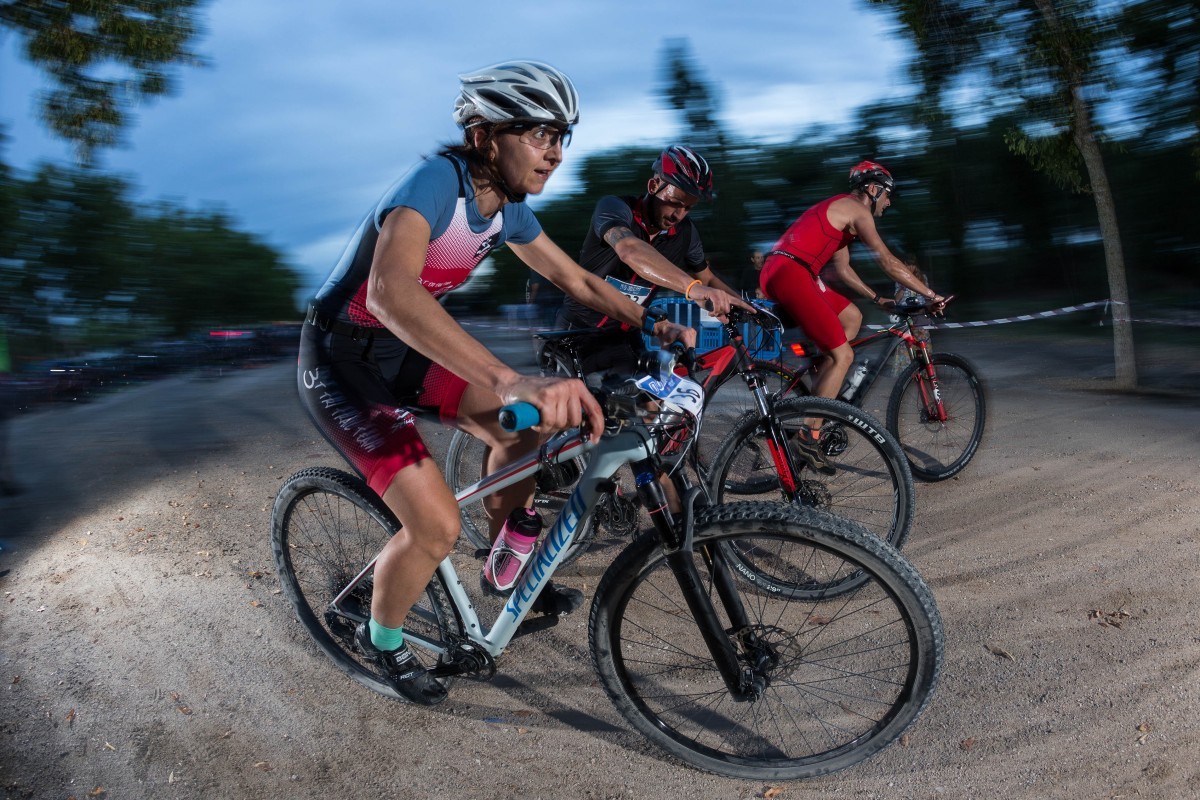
[1,0,914,293]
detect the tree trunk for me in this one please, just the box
[1033,0,1137,389]
[1067,82,1137,389]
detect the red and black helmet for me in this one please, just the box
[652,145,715,200]
[848,160,894,192]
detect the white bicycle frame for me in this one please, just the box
[334,426,658,659]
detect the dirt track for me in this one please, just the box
[2,326,1199,800]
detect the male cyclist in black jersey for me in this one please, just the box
[555,145,753,374]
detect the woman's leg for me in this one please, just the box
[371,459,462,628]
[454,383,540,541]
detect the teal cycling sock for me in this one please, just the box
[368,618,405,651]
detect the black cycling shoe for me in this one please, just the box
[478,573,583,617]
[791,430,836,476]
[354,623,448,706]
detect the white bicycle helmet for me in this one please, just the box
[453,60,580,128]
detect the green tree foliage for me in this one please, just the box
[867,0,1140,387]
[1119,0,1200,177]
[0,0,207,160]
[1,161,299,358]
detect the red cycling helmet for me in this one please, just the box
[849,160,894,192]
[652,145,715,201]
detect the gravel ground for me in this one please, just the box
[1,325,1199,800]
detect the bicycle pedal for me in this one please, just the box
[432,642,496,681]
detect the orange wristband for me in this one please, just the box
[684,279,702,301]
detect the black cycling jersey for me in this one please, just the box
[558,194,706,331]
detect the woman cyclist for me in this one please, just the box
[298,60,694,704]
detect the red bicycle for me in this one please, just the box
[707,295,987,483]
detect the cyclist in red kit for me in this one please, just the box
[759,161,946,471]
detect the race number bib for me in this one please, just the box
[605,276,653,306]
[634,374,705,418]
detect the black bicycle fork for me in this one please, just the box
[633,459,771,702]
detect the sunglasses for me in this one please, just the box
[505,122,572,150]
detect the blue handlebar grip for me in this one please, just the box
[498,402,540,432]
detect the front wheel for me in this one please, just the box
[887,351,986,482]
[707,396,915,550]
[589,502,943,780]
[271,467,461,700]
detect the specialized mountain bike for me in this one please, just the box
[445,313,915,563]
[272,352,943,780]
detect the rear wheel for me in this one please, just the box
[272,467,461,699]
[887,352,986,481]
[589,501,943,780]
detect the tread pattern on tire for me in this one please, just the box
[588,500,943,780]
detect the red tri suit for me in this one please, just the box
[759,194,856,352]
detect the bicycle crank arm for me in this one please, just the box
[430,640,496,682]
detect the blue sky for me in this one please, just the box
[0,1,912,298]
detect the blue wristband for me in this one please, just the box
[642,313,657,335]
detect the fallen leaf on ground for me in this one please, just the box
[1088,608,1132,628]
[763,787,785,799]
[1137,722,1152,733]
[254,761,271,771]
[66,708,76,726]
[960,737,977,751]
[986,644,1015,661]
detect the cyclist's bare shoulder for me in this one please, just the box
[825,194,870,233]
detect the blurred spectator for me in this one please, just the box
[526,270,564,329]
[749,249,766,299]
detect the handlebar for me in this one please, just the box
[498,402,540,432]
[893,294,954,317]
[499,342,697,433]
[722,303,784,330]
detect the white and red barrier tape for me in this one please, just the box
[901,299,1115,331]
[898,299,1200,330]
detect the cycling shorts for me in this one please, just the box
[760,255,852,352]
[297,322,468,497]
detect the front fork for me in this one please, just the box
[633,461,765,701]
[742,370,803,499]
[910,345,948,423]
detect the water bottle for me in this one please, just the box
[484,508,543,592]
[841,359,870,401]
